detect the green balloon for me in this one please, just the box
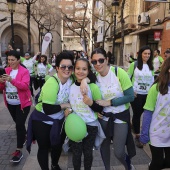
[65,113,87,142]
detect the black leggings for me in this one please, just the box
[149,145,170,170]
[7,104,30,148]
[131,94,147,134]
[30,76,35,97]
[37,77,45,89]
[71,125,98,170]
[32,120,66,170]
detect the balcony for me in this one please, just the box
[94,8,99,16]
[111,15,137,36]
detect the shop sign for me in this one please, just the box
[154,31,161,41]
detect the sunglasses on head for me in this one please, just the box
[91,58,105,65]
[59,65,73,71]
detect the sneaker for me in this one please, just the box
[135,138,143,148]
[148,162,151,170]
[10,150,23,163]
[130,164,135,170]
[51,164,62,170]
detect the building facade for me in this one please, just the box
[93,0,170,67]
[0,0,61,62]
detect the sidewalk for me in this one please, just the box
[0,91,151,170]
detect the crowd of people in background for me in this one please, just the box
[0,43,170,170]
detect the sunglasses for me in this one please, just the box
[91,58,105,65]
[59,65,73,71]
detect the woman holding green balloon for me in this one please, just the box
[65,58,103,170]
[27,51,75,170]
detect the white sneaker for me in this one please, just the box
[130,164,135,170]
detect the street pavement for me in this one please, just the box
[0,91,169,170]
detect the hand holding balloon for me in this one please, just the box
[65,113,87,142]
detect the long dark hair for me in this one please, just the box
[155,57,170,95]
[137,45,153,70]
[38,55,48,65]
[75,58,97,83]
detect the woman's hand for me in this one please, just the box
[83,94,93,106]
[98,112,104,119]
[80,77,90,95]
[60,103,71,110]
[2,74,12,82]
[134,92,137,98]
[96,100,111,107]
[64,108,73,117]
[36,52,41,56]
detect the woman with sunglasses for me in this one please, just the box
[90,48,135,170]
[127,46,154,149]
[65,57,103,170]
[27,51,75,170]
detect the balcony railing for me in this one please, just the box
[111,15,137,36]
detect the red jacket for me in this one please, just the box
[0,65,32,109]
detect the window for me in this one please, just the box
[145,2,159,10]
[65,30,73,35]
[75,2,84,8]
[65,5,74,10]
[75,10,84,17]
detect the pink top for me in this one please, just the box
[0,65,32,109]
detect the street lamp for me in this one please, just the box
[91,27,95,51]
[111,0,119,65]
[40,24,44,50]
[7,0,17,49]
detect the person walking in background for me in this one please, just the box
[164,49,170,59]
[140,57,170,170]
[51,53,57,68]
[36,54,53,89]
[0,50,31,163]
[126,52,137,64]
[4,44,14,67]
[20,52,39,98]
[107,51,114,64]
[27,51,75,170]
[90,48,135,170]
[65,58,103,170]
[127,45,154,148]
[153,49,164,77]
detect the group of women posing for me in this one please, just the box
[27,48,136,170]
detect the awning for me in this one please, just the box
[129,25,163,35]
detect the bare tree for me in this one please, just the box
[31,0,61,50]
[17,0,38,52]
[60,0,91,52]
[119,0,125,66]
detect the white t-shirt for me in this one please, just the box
[5,70,20,105]
[153,56,160,72]
[145,85,170,147]
[69,84,97,123]
[22,57,36,75]
[96,67,127,123]
[133,64,154,95]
